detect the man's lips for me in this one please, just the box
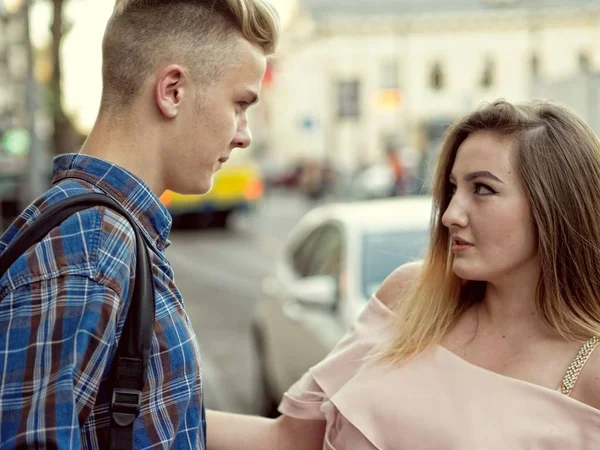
[218,157,229,163]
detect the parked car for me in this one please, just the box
[160,153,264,228]
[252,196,432,414]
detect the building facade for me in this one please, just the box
[260,0,600,171]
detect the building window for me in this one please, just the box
[430,61,444,90]
[336,80,360,119]
[480,58,495,88]
[579,52,591,73]
[530,53,539,77]
[381,61,399,89]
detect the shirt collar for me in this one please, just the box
[52,153,173,250]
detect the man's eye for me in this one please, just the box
[474,183,496,195]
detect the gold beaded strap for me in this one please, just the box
[560,335,600,396]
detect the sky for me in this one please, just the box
[30,0,295,133]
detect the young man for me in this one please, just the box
[0,0,279,448]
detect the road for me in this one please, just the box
[165,190,314,415]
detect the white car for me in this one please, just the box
[252,196,432,414]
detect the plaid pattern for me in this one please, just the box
[0,154,205,449]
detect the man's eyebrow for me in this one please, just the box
[449,171,504,183]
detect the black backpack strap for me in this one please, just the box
[0,193,155,450]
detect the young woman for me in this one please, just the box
[207,100,600,449]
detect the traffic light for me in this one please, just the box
[1,128,30,156]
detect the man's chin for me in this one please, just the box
[189,179,212,196]
[204,175,215,193]
[168,173,213,196]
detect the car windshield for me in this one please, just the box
[362,229,430,299]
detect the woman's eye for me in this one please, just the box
[474,183,496,195]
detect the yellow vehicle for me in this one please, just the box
[160,155,264,228]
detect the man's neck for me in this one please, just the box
[79,112,164,195]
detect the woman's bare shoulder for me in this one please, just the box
[375,260,423,308]
[575,340,600,410]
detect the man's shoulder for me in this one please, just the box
[0,181,137,297]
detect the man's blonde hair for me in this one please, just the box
[101,0,280,111]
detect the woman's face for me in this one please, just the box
[441,131,538,284]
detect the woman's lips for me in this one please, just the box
[451,237,473,253]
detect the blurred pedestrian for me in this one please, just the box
[0,1,279,449]
[206,100,600,449]
[386,145,405,196]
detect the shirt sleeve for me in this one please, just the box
[0,275,125,449]
[278,295,395,420]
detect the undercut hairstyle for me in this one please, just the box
[101,0,279,112]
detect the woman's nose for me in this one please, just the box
[442,194,468,229]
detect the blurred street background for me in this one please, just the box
[1,0,600,415]
[167,190,314,414]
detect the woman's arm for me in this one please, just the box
[206,410,325,450]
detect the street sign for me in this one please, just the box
[300,116,316,132]
[376,88,403,111]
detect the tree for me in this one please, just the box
[49,0,84,154]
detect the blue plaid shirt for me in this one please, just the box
[0,154,205,449]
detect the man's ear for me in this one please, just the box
[155,64,187,119]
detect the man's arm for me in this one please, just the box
[205,262,427,450]
[0,276,124,449]
[206,410,325,450]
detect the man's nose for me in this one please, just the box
[233,125,252,149]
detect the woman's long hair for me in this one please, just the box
[382,99,600,362]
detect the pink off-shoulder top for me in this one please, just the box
[278,296,600,449]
